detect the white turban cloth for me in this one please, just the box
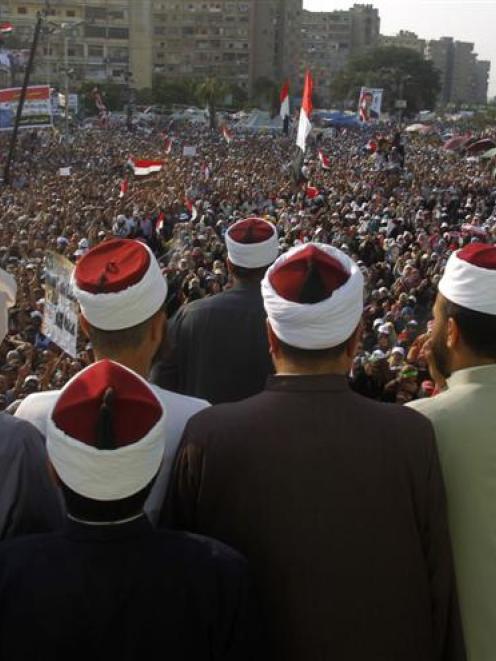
[439,250,496,315]
[262,243,364,350]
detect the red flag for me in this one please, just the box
[222,126,233,144]
[119,178,128,198]
[296,71,313,152]
[306,186,319,199]
[318,150,330,170]
[280,81,290,119]
[156,211,166,233]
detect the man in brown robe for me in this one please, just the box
[164,244,465,661]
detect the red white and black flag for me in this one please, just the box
[222,126,233,144]
[318,150,330,170]
[128,158,163,177]
[296,71,313,153]
[280,81,290,119]
[0,22,14,34]
[164,136,173,154]
[119,178,129,198]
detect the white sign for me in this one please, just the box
[43,251,78,358]
[59,167,72,176]
[183,145,197,157]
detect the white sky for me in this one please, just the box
[303,0,496,98]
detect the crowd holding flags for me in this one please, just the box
[128,158,163,177]
[296,71,314,153]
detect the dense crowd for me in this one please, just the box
[0,119,495,407]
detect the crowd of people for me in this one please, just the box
[0,120,495,406]
[0,116,496,660]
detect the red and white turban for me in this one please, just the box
[262,243,364,350]
[439,243,496,315]
[72,239,168,331]
[47,360,166,501]
[226,217,279,269]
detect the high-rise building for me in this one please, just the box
[380,30,425,56]
[349,3,380,54]
[152,0,254,93]
[0,0,152,89]
[426,36,490,105]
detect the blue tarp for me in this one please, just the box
[317,112,362,128]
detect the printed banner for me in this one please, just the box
[358,87,383,123]
[0,85,53,131]
[43,251,78,358]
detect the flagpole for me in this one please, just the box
[2,11,44,186]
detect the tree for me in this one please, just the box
[252,77,279,113]
[78,81,127,114]
[196,77,228,130]
[331,47,441,115]
[152,76,198,107]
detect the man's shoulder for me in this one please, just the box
[0,412,45,455]
[176,287,262,319]
[157,528,248,569]
[407,389,460,422]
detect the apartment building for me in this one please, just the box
[0,0,152,89]
[380,30,425,56]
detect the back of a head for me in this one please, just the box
[225,217,279,281]
[262,243,364,363]
[47,360,166,522]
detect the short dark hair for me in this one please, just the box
[60,481,154,523]
[86,301,166,355]
[278,337,350,364]
[443,298,496,360]
[228,262,268,282]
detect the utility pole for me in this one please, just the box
[64,33,69,137]
[3,12,44,186]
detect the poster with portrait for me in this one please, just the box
[358,87,383,123]
[43,251,78,358]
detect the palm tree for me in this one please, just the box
[196,77,228,130]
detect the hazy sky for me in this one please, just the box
[303,0,496,98]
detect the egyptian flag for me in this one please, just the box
[129,158,163,176]
[296,71,313,153]
[119,178,128,198]
[222,126,233,144]
[156,211,166,233]
[280,81,290,119]
[318,150,330,170]
[0,23,14,34]
[306,185,319,199]
[185,197,198,221]
[164,137,172,154]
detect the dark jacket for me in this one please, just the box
[0,413,63,541]
[152,281,273,404]
[0,517,262,661]
[164,374,466,661]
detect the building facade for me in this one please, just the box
[0,0,152,89]
[426,36,490,106]
[380,30,425,56]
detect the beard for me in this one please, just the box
[431,327,452,379]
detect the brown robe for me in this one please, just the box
[163,374,466,661]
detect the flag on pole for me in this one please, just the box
[164,137,172,154]
[318,150,330,170]
[280,81,290,119]
[119,178,129,198]
[156,211,166,233]
[222,126,233,144]
[296,71,314,153]
[0,22,14,34]
[129,158,163,177]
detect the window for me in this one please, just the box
[84,26,106,38]
[88,45,104,57]
[66,10,76,17]
[85,7,107,20]
[17,7,27,14]
[108,28,129,40]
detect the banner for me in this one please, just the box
[50,89,79,116]
[0,85,53,131]
[43,251,78,358]
[358,87,383,123]
[183,145,197,157]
